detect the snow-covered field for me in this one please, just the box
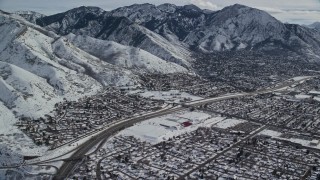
[128,89,203,103]
[295,94,311,99]
[258,129,282,137]
[118,111,224,144]
[292,76,312,81]
[213,118,246,129]
[259,129,320,150]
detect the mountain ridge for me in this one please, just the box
[32,3,320,62]
[0,10,190,124]
[2,3,320,122]
[1,4,320,174]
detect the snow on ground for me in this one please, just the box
[27,104,172,167]
[176,111,211,123]
[128,89,203,103]
[0,170,5,179]
[66,34,188,74]
[0,102,16,135]
[118,111,223,144]
[186,93,246,105]
[309,90,320,95]
[295,94,311,99]
[213,118,246,129]
[258,129,283,137]
[314,96,320,102]
[259,129,320,150]
[203,117,226,127]
[0,102,48,163]
[280,138,320,149]
[24,165,57,175]
[25,132,98,165]
[0,145,23,167]
[0,101,49,179]
[292,76,311,81]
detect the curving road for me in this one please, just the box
[53,76,316,179]
[53,106,183,179]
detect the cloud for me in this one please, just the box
[0,0,319,24]
[190,0,219,10]
[257,7,285,14]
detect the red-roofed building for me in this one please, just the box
[182,121,192,127]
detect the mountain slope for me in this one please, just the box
[15,11,46,24]
[184,4,287,51]
[0,10,195,165]
[284,24,320,59]
[35,4,320,62]
[0,12,143,120]
[106,4,320,61]
[65,34,188,74]
[308,22,320,31]
[110,3,208,42]
[36,7,192,68]
[183,4,320,60]
[0,9,194,122]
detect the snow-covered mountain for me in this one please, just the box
[15,11,46,24]
[0,9,192,122]
[184,4,287,51]
[65,34,188,74]
[308,22,320,31]
[1,3,320,171]
[36,6,192,67]
[0,10,193,167]
[2,3,320,121]
[110,3,208,42]
[33,3,320,62]
[183,4,320,61]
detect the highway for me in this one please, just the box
[53,93,250,179]
[53,76,314,179]
[53,106,185,179]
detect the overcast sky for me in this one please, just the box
[1,0,320,25]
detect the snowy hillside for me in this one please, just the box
[51,37,139,86]
[65,34,188,73]
[0,11,155,166]
[184,4,287,51]
[110,3,207,42]
[0,10,193,142]
[0,13,102,120]
[183,4,320,60]
[15,11,46,24]
[0,11,161,125]
[34,3,320,62]
[110,3,320,60]
[2,3,320,124]
[309,22,320,31]
[36,6,193,68]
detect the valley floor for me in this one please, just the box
[2,75,320,179]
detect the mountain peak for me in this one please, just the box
[67,6,105,14]
[31,3,320,62]
[309,22,320,30]
[182,4,202,11]
[212,3,281,25]
[157,3,177,13]
[229,3,250,9]
[114,3,156,11]
[128,3,154,7]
